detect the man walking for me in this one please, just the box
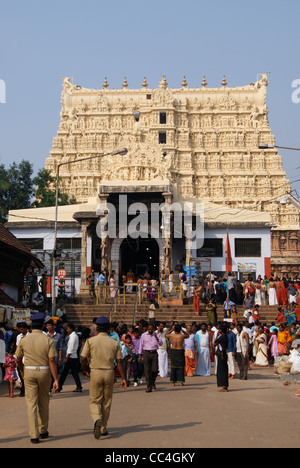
[166,324,189,386]
[15,313,58,444]
[81,317,127,439]
[157,322,168,378]
[46,319,62,394]
[138,323,163,393]
[195,323,211,377]
[236,323,250,380]
[58,323,82,393]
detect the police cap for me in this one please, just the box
[96,316,110,326]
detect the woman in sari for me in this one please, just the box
[254,327,269,367]
[230,305,238,326]
[109,273,116,298]
[193,282,202,316]
[276,307,287,325]
[268,329,278,364]
[295,288,300,322]
[277,324,293,356]
[276,278,288,306]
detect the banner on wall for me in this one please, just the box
[10,309,32,328]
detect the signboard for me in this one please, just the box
[238,263,257,282]
[57,269,67,279]
[237,263,256,273]
[10,309,32,328]
[184,266,196,279]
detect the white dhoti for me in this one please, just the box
[289,294,297,304]
[268,288,278,306]
[157,349,168,378]
[227,352,236,376]
[195,347,211,377]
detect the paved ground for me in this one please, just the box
[1,365,299,449]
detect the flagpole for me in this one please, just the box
[226,228,230,317]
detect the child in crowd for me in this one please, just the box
[121,334,133,387]
[3,348,17,397]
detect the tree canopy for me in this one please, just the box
[0,161,76,223]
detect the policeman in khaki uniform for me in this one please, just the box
[16,313,59,444]
[81,316,127,439]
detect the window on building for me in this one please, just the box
[19,238,44,250]
[197,238,223,257]
[159,112,167,124]
[57,238,82,250]
[235,238,261,257]
[159,132,167,144]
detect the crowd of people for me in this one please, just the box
[1,298,300,442]
[2,305,300,398]
[193,273,300,321]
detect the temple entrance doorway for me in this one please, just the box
[120,236,160,280]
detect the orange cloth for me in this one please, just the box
[278,330,292,355]
[193,293,200,315]
[276,311,287,324]
[276,281,288,306]
[185,350,196,377]
[295,296,300,322]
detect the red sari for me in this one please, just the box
[193,292,200,315]
[295,294,300,322]
[276,281,288,306]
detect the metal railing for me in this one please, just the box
[94,279,194,306]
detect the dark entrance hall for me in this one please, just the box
[120,236,159,279]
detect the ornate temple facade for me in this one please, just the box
[43,74,299,278]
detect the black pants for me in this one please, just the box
[143,350,158,391]
[236,353,248,380]
[59,358,82,390]
[216,351,229,389]
[17,367,25,395]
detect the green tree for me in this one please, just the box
[33,168,76,207]
[0,164,9,222]
[0,160,34,222]
[6,160,34,211]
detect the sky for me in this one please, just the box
[0,0,300,193]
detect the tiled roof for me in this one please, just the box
[0,289,19,307]
[0,223,44,268]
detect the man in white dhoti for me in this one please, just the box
[157,322,169,378]
[195,323,211,377]
[268,278,278,306]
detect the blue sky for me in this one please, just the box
[0,0,300,193]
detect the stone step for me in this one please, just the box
[64,303,280,329]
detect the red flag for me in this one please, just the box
[225,230,232,272]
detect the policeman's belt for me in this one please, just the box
[25,366,50,370]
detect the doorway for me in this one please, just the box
[120,236,159,279]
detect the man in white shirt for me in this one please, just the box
[157,322,169,378]
[58,323,82,393]
[15,322,30,396]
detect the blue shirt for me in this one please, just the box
[98,274,105,283]
[227,331,237,353]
